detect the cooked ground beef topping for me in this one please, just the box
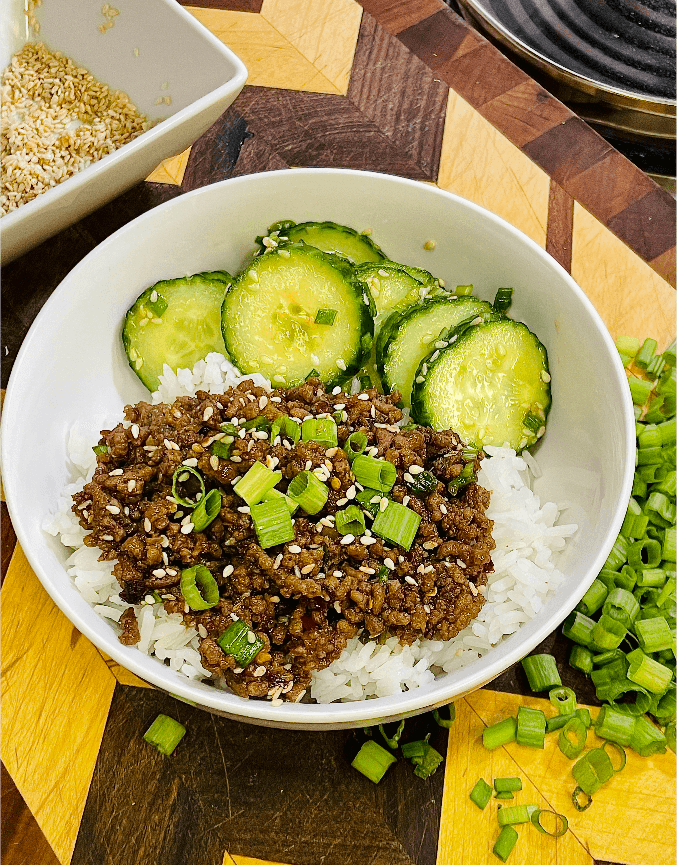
[73,379,495,702]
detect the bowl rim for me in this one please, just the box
[2,167,636,726]
[0,0,248,232]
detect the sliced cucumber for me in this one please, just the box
[122,273,231,391]
[260,220,387,264]
[395,264,444,293]
[377,297,495,407]
[222,243,373,388]
[411,318,551,450]
[355,263,426,319]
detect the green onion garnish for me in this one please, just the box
[521,654,561,692]
[447,463,476,496]
[287,470,329,514]
[92,444,110,455]
[515,706,546,748]
[371,500,421,550]
[314,308,337,326]
[180,565,219,610]
[335,505,366,536]
[344,431,367,461]
[577,579,608,616]
[211,440,232,459]
[234,461,282,506]
[497,804,535,825]
[401,738,444,779]
[469,777,492,809]
[666,721,676,753]
[572,747,614,794]
[143,714,186,755]
[591,613,627,650]
[635,616,674,652]
[301,417,338,448]
[635,338,658,369]
[242,416,271,431]
[549,686,577,715]
[191,488,222,532]
[404,469,438,496]
[271,415,301,445]
[359,373,372,390]
[494,776,522,793]
[483,717,517,750]
[305,369,320,381]
[171,465,205,508]
[263,487,299,514]
[145,293,168,317]
[433,703,456,728]
[530,809,569,837]
[492,825,519,862]
[216,619,264,667]
[572,786,593,811]
[558,716,587,759]
[455,284,473,296]
[220,422,239,436]
[494,791,514,800]
[522,411,542,434]
[562,611,596,646]
[626,648,673,694]
[352,454,397,492]
[250,497,295,548]
[351,740,397,783]
[378,720,405,749]
[493,286,513,313]
[569,645,594,675]
[355,487,386,516]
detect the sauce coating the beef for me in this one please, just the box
[73,379,495,702]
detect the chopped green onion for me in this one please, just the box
[629,376,653,406]
[572,787,593,811]
[666,721,676,753]
[433,703,456,728]
[635,616,674,653]
[234,461,282,506]
[242,416,271,431]
[609,684,652,716]
[493,825,519,862]
[615,565,638,592]
[469,777,492,809]
[191,488,222,532]
[494,777,522,793]
[591,613,627,650]
[180,565,219,610]
[447,463,476,496]
[576,708,592,728]
[563,611,596,646]
[216,619,264,667]
[577,579,608,616]
[305,368,320,381]
[455,284,473,296]
[371,499,421,550]
[335,504,366,536]
[211,440,232,459]
[145,293,168,317]
[220,422,239,435]
[603,587,640,627]
[616,335,640,358]
[635,338,658,369]
[569,645,594,675]
[172,465,205,508]
[572,747,614,794]
[493,287,513,313]
[92,444,110,455]
[521,654,561,692]
[355,488,387,516]
[654,687,676,725]
[546,712,574,733]
[497,804,537,825]
[287,470,329,514]
[359,373,372,390]
[352,454,397,492]
[250,497,295,548]
[629,714,667,756]
[483,717,516,749]
[351,740,397,783]
[405,469,438,496]
[264,487,298,514]
[271,415,300,445]
[301,417,338,448]
[401,737,444,778]
[646,492,676,527]
[594,705,636,746]
[630,534,666,569]
[344,431,367,461]
[601,739,627,772]
[549,686,577,715]
[314,308,337,326]
[522,411,542,434]
[604,535,630,571]
[558,717,587,759]
[143,714,186,756]
[494,791,514,800]
[515,706,546,748]
[627,648,673,694]
[379,720,405,749]
[375,565,389,582]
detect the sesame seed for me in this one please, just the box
[182,457,198,467]
[230,612,239,621]
[456,559,466,568]
[230,455,242,463]
[152,568,166,578]
[402,495,410,507]
[340,534,355,545]
[360,536,376,545]
[409,465,424,475]
[440,503,447,514]
[198,624,208,638]
[422,541,436,550]
[384,557,395,570]
[109,468,123,476]
[271,396,282,402]
[360,566,376,574]
[127,480,136,492]
[289,544,302,553]
[144,518,151,532]
[336,497,348,506]
[180,523,194,534]
[238,506,250,515]
[210,454,219,470]
[357,393,369,401]
[101,534,114,541]
[423,604,431,613]
[131,424,139,438]
[273,554,283,569]
[403,472,414,483]
[404,575,418,585]
[469,583,478,595]
[105,505,120,514]
[253,666,266,677]
[301,564,315,574]
[379,497,389,512]
[333,404,345,410]
[424,565,434,573]
[346,485,356,499]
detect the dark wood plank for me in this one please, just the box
[181,108,252,192]
[649,246,677,288]
[546,180,574,273]
[396,8,469,69]
[607,186,677,266]
[348,12,449,181]
[359,0,444,35]
[1,763,60,865]
[178,0,263,11]
[522,115,615,185]
[480,79,572,149]
[1,503,17,585]
[73,685,447,865]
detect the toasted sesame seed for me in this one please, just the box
[198,624,208,638]
[469,582,478,595]
[422,541,436,550]
[409,465,424,475]
[144,518,151,532]
[210,454,219,470]
[230,455,242,463]
[360,536,376,545]
[182,457,198,467]
[105,505,120,514]
[288,544,302,553]
[101,534,114,541]
[360,566,376,574]
[230,612,239,621]
[357,393,369,401]
[403,472,414,483]
[402,495,410,507]
[127,480,136,492]
[152,568,166,578]
[440,503,447,514]
[253,665,266,677]
[237,506,250,515]
[456,558,466,568]
[346,485,356,500]
[340,534,355,545]
[379,497,389,512]
[423,604,431,613]
[336,497,348,506]
[109,468,123,476]
[384,557,395,570]
[301,564,315,574]
[223,564,234,577]
[131,424,139,438]
[404,575,418,585]
[180,523,194,534]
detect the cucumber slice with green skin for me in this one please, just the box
[355,264,426,318]
[122,273,231,391]
[260,220,387,264]
[222,243,374,388]
[377,297,496,407]
[394,264,444,292]
[411,318,551,450]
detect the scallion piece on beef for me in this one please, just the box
[447,463,476,496]
[371,500,421,550]
[352,454,397,492]
[469,778,493,809]
[335,505,366,536]
[211,440,232,459]
[143,714,186,756]
[217,620,264,667]
[92,444,110,455]
[344,431,367,461]
[405,469,438,496]
[301,417,338,448]
[250,498,295,548]
[191,488,222,532]
[263,487,299,514]
[521,654,561,692]
[171,465,205,508]
[242,416,271,431]
[287,470,329,514]
[492,825,519,862]
[271,415,301,445]
[234,461,282,506]
[180,565,219,610]
[314,308,338,326]
[351,740,397,783]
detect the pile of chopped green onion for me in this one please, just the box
[560,336,676,759]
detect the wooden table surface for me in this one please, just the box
[1,2,675,865]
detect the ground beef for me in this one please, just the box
[73,379,495,702]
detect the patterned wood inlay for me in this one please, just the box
[546,180,574,273]
[179,0,264,11]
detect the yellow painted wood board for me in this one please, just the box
[1,546,116,865]
[437,90,550,250]
[571,203,676,349]
[439,690,676,865]
[95,648,153,688]
[226,854,293,865]
[186,7,342,94]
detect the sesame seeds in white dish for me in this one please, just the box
[45,218,578,705]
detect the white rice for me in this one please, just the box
[45,353,577,702]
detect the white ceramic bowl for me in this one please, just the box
[0,0,247,264]
[2,169,635,729]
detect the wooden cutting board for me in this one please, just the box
[1,2,675,865]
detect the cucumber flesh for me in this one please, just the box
[411,318,551,450]
[222,243,373,388]
[394,263,444,292]
[122,273,231,391]
[378,297,495,407]
[355,264,426,319]
[262,220,387,264]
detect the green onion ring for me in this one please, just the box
[172,465,205,509]
[571,786,593,812]
[344,431,367,461]
[180,565,220,610]
[601,740,627,772]
[530,808,569,837]
[191,488,222,531]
